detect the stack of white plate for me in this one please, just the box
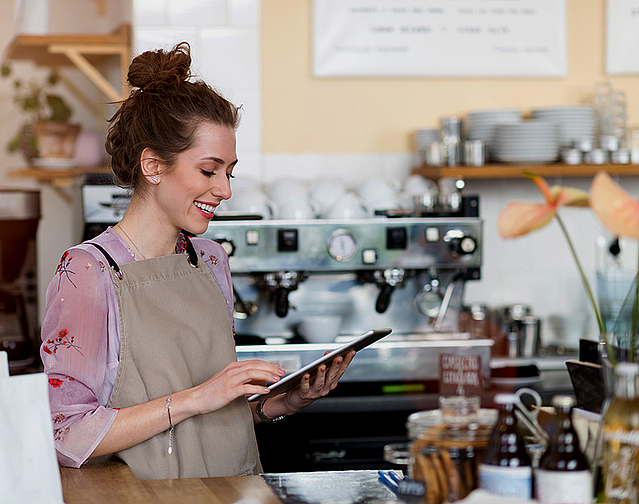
[530,105,595,147]
[415,128,440,164]
[465,108,523,161]
[494,120,560,164]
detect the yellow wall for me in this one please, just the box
[262,0,639,153]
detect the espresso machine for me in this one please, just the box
[201,195,482,341]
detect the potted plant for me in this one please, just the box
[1,64,81,164]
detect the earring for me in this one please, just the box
[151,176,159,183]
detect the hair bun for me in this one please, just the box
[128,42,192,92]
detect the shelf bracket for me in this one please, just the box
[48,43,128,102]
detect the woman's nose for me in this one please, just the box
[218,178,233,200]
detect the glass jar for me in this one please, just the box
[398,396,498,503]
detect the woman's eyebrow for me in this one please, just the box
[201,156,238,168]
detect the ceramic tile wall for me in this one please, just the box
[132,0,262,177]
[131,0,634,347]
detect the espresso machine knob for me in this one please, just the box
[444,230,477,256]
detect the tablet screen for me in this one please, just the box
[247,327,392,402]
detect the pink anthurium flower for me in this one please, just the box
[498,173,609,360]
[590,171,639,239]
[498,173,589,238]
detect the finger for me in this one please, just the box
[313,365,327,390]
[325,356,344,383]
[299,373,311,393]
[231,360,285,383]
[334,351,356,381]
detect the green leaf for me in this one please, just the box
[46,94,72,122]
[0,65,10,78]
[7,132,21,153]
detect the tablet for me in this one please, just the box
[247,327,392,402]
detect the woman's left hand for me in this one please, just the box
[282,350,356,413]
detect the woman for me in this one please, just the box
[40,42,355,480]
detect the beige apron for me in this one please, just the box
[95,240,261,480]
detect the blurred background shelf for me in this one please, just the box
[412,163,639,180]
[3,23,130,102]
[8,166,111,202]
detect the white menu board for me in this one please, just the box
[606,0,639,74]
[313,0,566,78]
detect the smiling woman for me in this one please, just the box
[39,42,356,481]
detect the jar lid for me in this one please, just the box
[493,393,518,404]
[406,408,497,442]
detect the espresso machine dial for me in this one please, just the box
[327,229,357,262]
[443,230,477,256]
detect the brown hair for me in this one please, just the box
[105,42,241,191]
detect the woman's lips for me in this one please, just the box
[194,201,216,217]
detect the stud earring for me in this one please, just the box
[151,176,159,183]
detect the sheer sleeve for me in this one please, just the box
[40,247,118,467]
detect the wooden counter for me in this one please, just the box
[61,458,282,504]
[60,458,398,504]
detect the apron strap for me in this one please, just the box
[87,242,123,279]
[182,232,199,268]
[88,232,198,276]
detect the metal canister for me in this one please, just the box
[463,140,486,166]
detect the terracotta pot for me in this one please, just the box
[33,121,81,159]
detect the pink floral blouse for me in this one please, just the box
[40,227,235,468]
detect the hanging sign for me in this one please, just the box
[439,354,482,396]
[606,0,639,74]
[313,0,566,78]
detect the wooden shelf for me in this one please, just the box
[8,166,111,183]
[3,24,131,101]
[412,163,639,180]
[8,166,111,202]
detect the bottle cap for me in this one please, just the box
[493,393,518,405]
[551,395,575,409]
[616,362,639,376]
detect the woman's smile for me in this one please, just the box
[194,200,218,218]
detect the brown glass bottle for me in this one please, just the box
[602,362,639,504]
[535,395,592,504]
[479,393,532,499]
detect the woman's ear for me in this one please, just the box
[140,148,161,184]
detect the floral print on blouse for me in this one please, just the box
[40,228,235,468]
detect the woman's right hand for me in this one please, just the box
[189,360,285,415]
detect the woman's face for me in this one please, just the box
[155,121,237,236]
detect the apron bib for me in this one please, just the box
[98,243,261,480]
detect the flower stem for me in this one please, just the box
[555,214,613,364]
[632,252,639,363]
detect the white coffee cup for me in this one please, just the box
[326,192,368,220]
[402,174,437,196]
[276,198,319,220]
[267,179,309,205]
[358,178,399,214]
[311,180,347,218]
[226,189,274,219]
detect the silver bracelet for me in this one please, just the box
[256,398,286,424]
[165,394,175,455]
